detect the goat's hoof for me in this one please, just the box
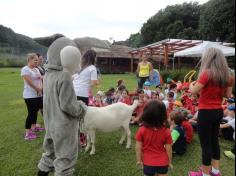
[85,148,90,153]
[126,146,131,149]
[90,151,95,155]
[119,141,124,145]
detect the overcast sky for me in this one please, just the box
[0,0,209,41]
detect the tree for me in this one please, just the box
[0,25,47,55]
[199,0,235,42]
[177,27,199,40]
[127,2,201,46]
[126,33,142,48]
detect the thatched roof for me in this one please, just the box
[74,37,111,49]
[97,45,135,58]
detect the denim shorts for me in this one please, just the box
[143,165,169,176]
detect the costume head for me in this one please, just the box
[46,37,78,71]
[60,46,81,74]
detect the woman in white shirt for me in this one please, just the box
[21,53,43,140]
[73,50,98,105]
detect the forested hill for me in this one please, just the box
[126,0,235,47]
[0,25,47,56]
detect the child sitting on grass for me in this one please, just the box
[131,96,146,125]
[93,91,104,107]
[170,110,187,155]
[116,79,125,90]
[156,86,165,101]
[151,91,159,101]
[119,89,131,105]
[220,105,235,160]
[164,92,175,120]
[179,108,194,144]
[143,81,152,98]
[103,87,115,105]
[223,98,235,117]
[189,111,198,131]
[221,105,235,141]
[135,100,173,176]
[114,85,126,103]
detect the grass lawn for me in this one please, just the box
[0,68,235,176]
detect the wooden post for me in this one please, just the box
[109,58,112,73]
[164,45,169,70]
[178,57,181,69]
[131,57,134,73]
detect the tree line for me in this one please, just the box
[124,0,235,48]
[0,25,47,56]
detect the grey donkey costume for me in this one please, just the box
[37,37,87,176]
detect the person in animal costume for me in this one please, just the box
[37,37,87,176]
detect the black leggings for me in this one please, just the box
[197,109,223,166]
[232,144,235,155]
[77,96,89,106]
[138,76,149,89]
[24,97,43,130]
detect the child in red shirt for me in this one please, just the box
[166,92,175,120]
[93,91,104,107]
[131,98,146,125]
[135,100,173,176]
[120,89,131,105]
[178,108,194,144]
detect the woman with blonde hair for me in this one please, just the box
[21,53,44,140]
[189,48,234,176]
[137,53,153,89]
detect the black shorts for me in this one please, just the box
[143,165,169,176]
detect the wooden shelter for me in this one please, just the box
[129,39,203,69]
[94,45,139,73]
[73,37,140,73]
[34,35,139,73]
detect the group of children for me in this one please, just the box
[87,78,235,175]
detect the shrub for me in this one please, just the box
[160,68,198,83]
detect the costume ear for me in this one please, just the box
[34,33,65,47]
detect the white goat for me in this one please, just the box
[83,100,139,155]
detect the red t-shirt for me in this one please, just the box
[120,97,132,105]
[135,126,173,166]
[167,102,174,119]
[135,103,146,118]
[182,120,194,144]
[197,71,233,109]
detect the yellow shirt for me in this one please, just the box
[139,63,150,77]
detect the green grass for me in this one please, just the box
[0,68,235,176]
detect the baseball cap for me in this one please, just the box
[144,81,151,86]
[228,105,235,111]
[227,98,235,104]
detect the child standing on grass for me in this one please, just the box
[135,100,173,176]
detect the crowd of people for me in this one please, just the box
[20,48,235,176]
